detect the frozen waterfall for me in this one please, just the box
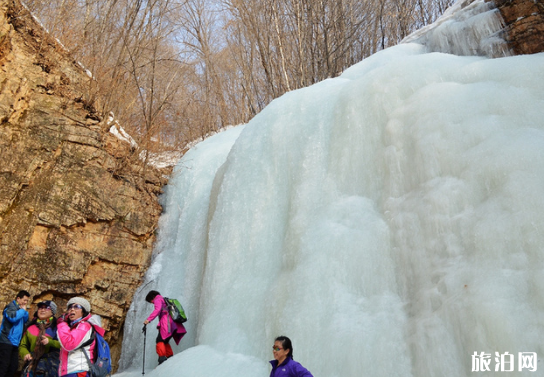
[115,14,544,377]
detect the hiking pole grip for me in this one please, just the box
[142,324,147,375]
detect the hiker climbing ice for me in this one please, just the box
[143,291,187,365]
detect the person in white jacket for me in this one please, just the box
[57,297,105,377]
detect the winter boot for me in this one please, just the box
[158,356,168,365]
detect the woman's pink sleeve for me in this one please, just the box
[146,296,163,322]
[57,321,92,351]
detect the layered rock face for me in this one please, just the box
[0,0,541,373]
[0,0,165,368]
[495,0,544,54]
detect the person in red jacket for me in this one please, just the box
[143,291,186,365]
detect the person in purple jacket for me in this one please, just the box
[270,336,313,377]
[143,290,186,365]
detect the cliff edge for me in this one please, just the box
[0,0,166,368]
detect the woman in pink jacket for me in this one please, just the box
[143,291,186,365]
[56,297,105,377]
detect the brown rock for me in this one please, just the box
[0,0,166,370]
[494,0,544,54]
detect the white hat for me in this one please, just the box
[67,297,91,313]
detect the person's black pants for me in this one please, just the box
[0,343,19,377]
[156,333,173,344]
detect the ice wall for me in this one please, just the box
[117,43,544,377]
[402,0,509,57]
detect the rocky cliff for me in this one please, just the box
[0,0,542,373]
[495,0,544,54]
[0,0,166,368]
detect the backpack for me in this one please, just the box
[81,327,112,377]
[163,297,187,324]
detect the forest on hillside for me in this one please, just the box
[23,0,454,152]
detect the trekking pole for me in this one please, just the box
[142,324,147,375]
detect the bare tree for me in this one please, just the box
[24,0,455,152]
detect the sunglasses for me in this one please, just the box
[67,304,84,311]
[272,346,284,352]
[37,305,51,310]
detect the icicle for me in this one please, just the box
[402,0,511,57]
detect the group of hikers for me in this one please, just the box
[0,290,107,377]
[1,290,313,377]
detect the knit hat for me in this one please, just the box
[66,297,91,313]
[37,300,58,316]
